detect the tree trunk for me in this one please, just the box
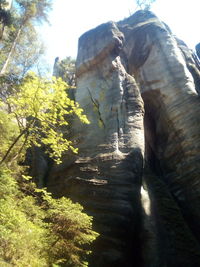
[0,26,22,75]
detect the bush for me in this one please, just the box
[0,168,98,267]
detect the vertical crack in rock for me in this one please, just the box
[87,88,106,129]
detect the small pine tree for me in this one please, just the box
[0,167,98,266]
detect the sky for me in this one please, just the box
[40,0,200,68]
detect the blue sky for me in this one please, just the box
[40,0,200,68]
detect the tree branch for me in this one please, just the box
[0,128,27,165]
[0,119,35,165]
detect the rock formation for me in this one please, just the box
[196,43,200,59]
[47,10,200,267]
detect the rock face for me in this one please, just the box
[47,10,200,267]
[196,43,200,59]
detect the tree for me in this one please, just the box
[0,72,89,165]
[6,25,45,76]
[0,0,52,75]
[0,0,12,39]
[136,0,156,10]
[0,1,98,266]
[0,167,98,266]
[53,56,76,87]
[42,189,99,266]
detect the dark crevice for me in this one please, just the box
[140,87,200,266]
[87,87,106,128]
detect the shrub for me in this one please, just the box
[0,168,98,267]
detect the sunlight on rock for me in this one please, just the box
[141,185,151,216]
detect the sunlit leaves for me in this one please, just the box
[0,167,48,266]
[0,106,22,166]
[5,72,89,164]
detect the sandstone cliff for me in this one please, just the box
[47,10,200,267]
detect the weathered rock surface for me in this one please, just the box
[47,10,200,267]
[196,43,200,59]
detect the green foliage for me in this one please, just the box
[16,0,52,24]
[0,167,98,266]
[0,2,98,267]
[0,0,52,75]
[7,25,45,75]
[0,0,12,27]
[41,190,99,266]
[54,57,76,87]
[136,0,156,10]
[1,72,89,164]
[0,71,96,266]
[0,107,20,161]
[0,71,96,265]
[0,167,49,266]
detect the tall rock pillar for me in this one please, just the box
[48,22,145,266]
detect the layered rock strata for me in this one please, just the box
[47,10,200,267]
